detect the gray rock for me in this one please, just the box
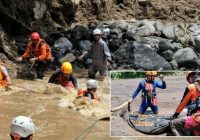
[160,50,174,62]
[113,41,172,70]
[188,24,200,36]
[78,40,91,52]
[170,42,182,52]
[135,19,156,36]
[161,25,177,39]
[173,47,199,69]
[53,37,73,59]
[194,35,200,53]
[71,25,90,40]
[170,60,178,70]
[158,40,171,53]
[110,20,129,31]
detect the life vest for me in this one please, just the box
[77,89,100,101]
[0,64,7,88]
[55,75,75,89]
[0,64,4,81]
[187,96,200,116]
[187,83,200,116]
[23,39,52,61]
[143,81,157,106]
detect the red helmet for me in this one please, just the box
[31,32,40,40]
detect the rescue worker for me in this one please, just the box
[170,73,200,136]
[78,28,112,79]
[16,32,52,79]
[180,71,197,116]
[0,58,11,89]
[10,116,36,140]
[130,71,166,114]
[77,79,100,101]
[48,62,78,89]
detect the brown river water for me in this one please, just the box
[0,69,115,140]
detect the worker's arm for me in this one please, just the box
[69,75,78,89]
[175,90,192,114]
[155,81,166,89]
[132,81,143,99]
[48,70,60,83]
[102,42,112,63]
[22,43,32,58]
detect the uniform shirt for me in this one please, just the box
[132,79,166,99]
[48,69,78,88]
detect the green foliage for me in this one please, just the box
[111,71,179,79]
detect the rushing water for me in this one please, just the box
[0,69,113,140]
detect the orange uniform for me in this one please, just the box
[77,89,100,101]
[175,83,200,114]
[0,64,8,88]
[23,39,52,61]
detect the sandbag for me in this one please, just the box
[127,113,171,135]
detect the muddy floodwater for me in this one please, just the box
[0,69,115,140]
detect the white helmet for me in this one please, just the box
[93,29,101,35]
[11,116,36,138]
[87,79,98,89]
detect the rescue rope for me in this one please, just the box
[74,117,109,140]
[111,99,132,112]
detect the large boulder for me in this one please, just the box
[161,25,176,39]
[113,41,172,70]
[52,37,73,59]
[78,40,92,52]
[173,47,199,69]
[108,38,123,52]
[109,20,128,31]
[135,20,156,37]
[187,24,200,36]
[160,50,174,62]
[194,35,200,53]
[71,25,90,40]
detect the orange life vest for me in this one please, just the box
[55,75,75,89]
[144,82,157,106]
[77,89,100,101]
[0,64,8,88]
[23,39,52,61]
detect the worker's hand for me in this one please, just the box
[29,57,38,63]
[159,74,164,81]
[78,54,84,60]
[16,57,23,62]
[128,101,131,112]
[171,112,179,120]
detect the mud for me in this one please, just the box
[0,69,113,140]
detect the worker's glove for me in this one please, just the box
[128,101,131,112]
[171,112,179,120]
[159,74,164,81]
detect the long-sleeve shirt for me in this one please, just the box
[132,79,166,99]
[175,83,200,114]
[23,39,52,61]
[84,38,112,66]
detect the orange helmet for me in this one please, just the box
[60,62,72,74]
[31,32,40,40]
[146,71,157,76]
